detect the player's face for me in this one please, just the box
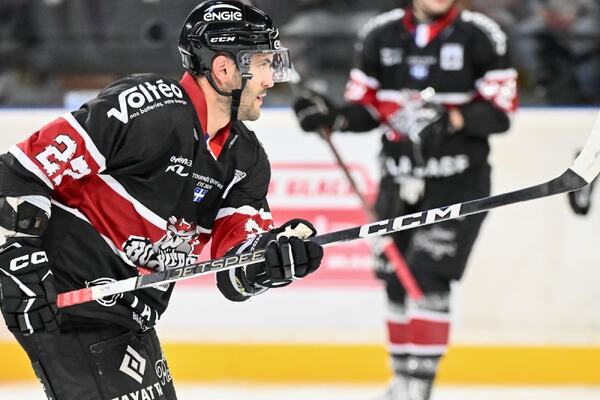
[237,53,275,121]
[413,0,455,17]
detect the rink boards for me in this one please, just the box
[0,107,599,384]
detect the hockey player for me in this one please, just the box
[0,1,323,399]
[293,0,517,398]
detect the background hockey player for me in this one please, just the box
[293,0,518,398]
[0,1,323,399]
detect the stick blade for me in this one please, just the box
[570,111,600,184]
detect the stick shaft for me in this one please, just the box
[57,112,600,308]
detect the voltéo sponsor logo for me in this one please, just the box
[107,80,184,124]
[203,4,243,22]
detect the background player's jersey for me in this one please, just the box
[345,7,518,181]
[0,73,273,331]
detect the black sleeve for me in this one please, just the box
[339,20,386,133]
[211,133,273,302]
[458,14,517,137]
[459,101,510,136]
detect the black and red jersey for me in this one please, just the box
[0,72,273,330]
[344,6,518,180]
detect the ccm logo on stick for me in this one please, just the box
[10,251,49,271]
[359,204,461,238]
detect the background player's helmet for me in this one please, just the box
[179,0,291,84]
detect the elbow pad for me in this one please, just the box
[0,196,51,247]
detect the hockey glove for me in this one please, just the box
[390,102,449,159]
[0,240,60,335]
[217,219,324,301]
[293,88,346,133]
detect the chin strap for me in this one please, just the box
[204,71,250,121]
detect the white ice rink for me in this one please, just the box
[2,384,600,400]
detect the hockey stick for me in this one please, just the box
[56,112,600,308]
[317,127,423,300]
[289,67,423,299]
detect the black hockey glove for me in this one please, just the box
[217,219,323,301]
[293,88,345,133]
[390,102,449,159]
[0,240,60,335]
[415,103,449,157]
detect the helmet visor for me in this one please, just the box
[237,48,292,83]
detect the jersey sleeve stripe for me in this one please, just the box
[216,206,273,221]
[376,90,476,105]
[51,199,137,266]
[480,68,518,81]
[63,113,107,172]
[98,175,167,230]
[350,68,381,89]
[430,92,476,105]
[7,145,55,189]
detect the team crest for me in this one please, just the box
[193,187,209,202]
[440,43,464,71]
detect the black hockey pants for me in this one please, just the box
[12,319,177,400]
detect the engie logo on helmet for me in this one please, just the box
[203,4,243,22]
[107,79,186,124]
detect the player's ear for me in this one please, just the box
[211,54,238,88]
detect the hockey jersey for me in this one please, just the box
[0,72,274,331]
[344,6,518,181]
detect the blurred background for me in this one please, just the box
[1,1,600,399]
[0,0,598,107]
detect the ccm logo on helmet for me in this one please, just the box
[9,251,49,272]
[203,4,243,22]
[107,80,184,124]
[210,36,236,43]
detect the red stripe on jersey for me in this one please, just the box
[16,116,102,188]
[53,174,167,251]
[387,319,409,346]
[476,69,519,113]
[180,72,231,159]
[211,211,273,258]
[345,73,379,108]
[407,317,450,346]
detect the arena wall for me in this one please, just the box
[0,108,598,384]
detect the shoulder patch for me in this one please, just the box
[359,8,405,39]
[460,10,507,56]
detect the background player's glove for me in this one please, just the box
[390,102,449,159]
[217,219,324,300]
[0,240,60,335]
[293,88,346,133]
[568,179,596,215]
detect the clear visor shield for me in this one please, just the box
[237,48,292,83]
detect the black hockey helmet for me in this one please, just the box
[179,1,291,114]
